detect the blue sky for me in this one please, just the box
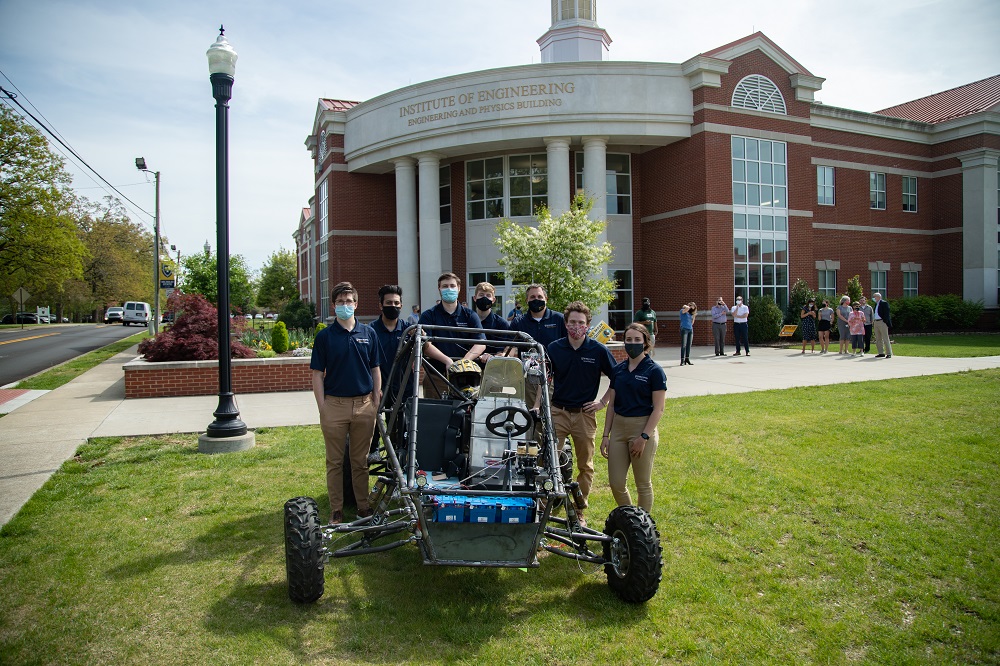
[1,0,997,272]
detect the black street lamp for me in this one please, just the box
[135,157,161,335]
[202,26,250,447]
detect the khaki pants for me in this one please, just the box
[319,394,377,513]
[873,319,892,356]
[607,414,659,512]
[552,406,598,504]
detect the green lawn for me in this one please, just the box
[889,334,1000,358]
[14,331,149,390]
[1,371,998,664]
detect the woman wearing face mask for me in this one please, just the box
[599,323,667,513]
[836,295,852,354]
[817,299,834,354]
[800,298,818,353]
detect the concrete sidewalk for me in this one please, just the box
[2,343,999,526]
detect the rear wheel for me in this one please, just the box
[284,496,325,603]
[603,505,662,603]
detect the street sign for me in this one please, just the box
[13,287,30,305]
[160,280,176,289]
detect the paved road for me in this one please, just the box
[0,324,141,386]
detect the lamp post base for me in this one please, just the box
[198,430,255,454]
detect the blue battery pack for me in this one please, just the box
[468,498,499,523]
[496,497,535,524]
[434,495,467,523]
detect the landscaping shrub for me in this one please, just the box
[748,294,784,343]
[846,274,864,305]
[137,292,255,361]
[315,322,326,336]
[278,295,316,332]
[271,321,289,354]
[888,294,984,332]
[785,279,821,341]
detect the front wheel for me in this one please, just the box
[603,505,662,603]
[284,496,325,603]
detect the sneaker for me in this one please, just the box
[328,510,343,525]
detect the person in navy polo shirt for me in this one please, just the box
[472,280,511,366]
[311,281,382,525]
[417,272,486,399]
[511,283,566,408]
[371,284,412,406]
[546,301,616,524]
[599,322,666,513]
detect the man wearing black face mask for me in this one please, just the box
[472,281,510,365]
[372,284,411,407]
[510,283,567,348]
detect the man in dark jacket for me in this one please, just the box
[871,292,892,358]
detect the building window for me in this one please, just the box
[903,271,918,297]
[318,180,328,237]
[870,172,886,210]
[508,154,548,217]
[871,270,887,297]
[817,166,835,206]
[608,269,633,332]
[733,136,789,308]
[731,75,787,115]
[439,165,452,224]
[818,269,837,297]
[319,254,329,320]
[575,152,632,214]
[902,176,917,212]
[466,157,504,221]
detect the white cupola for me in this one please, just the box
[538,0,611,63]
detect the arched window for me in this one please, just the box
[731,75,787,115]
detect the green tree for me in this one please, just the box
[0,106,87,308]
[494,194,615,313]
[846,274,864,304]
[256,248,296,312]
[181,249,256,314]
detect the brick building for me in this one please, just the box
[294,0,999,343]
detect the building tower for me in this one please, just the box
[538,0,612,62]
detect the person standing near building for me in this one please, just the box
[510,284,566,408]
[506,300,523,322]
[871,292,892,358]
[678,302,696,366]
[848,301,867,355]
[472,281,510,365]
[311,281,382,525]
[405,304,420,327]
[817,299,834,354]
[547,301,617,525]
[730,295,750,356]
[371,284,411,407]
[633,297,658,358]
[800,298,818,353]
[418,272,486,398]
[599,322,667,513]
[710,297,728,356]
[836,295,852,354]
[859,296,874,354]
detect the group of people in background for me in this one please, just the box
[660,296,751,367]
[800,293,892,357]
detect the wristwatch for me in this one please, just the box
[640,432,649,440]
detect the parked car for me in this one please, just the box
[15,312,39,324]
[104,307,124,324]
[123,301,151,326]
[1,314,13,324]
[254,314,263,320]
[161,311,174,324]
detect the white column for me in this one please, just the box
[544,137,571,216]
[960,150,1000,307]
[583,136,610,322]
[392,157,419,312]
[417,153,443,311]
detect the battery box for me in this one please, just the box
[497,497,535,524]
[468,498,499,523]
[434,496,467,523]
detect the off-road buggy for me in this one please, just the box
[284,324,662,604]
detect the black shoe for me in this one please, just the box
[679,360,685,366]
[875,354,885,358]
[686,359,693,365]
[745,352,749,356]
[733,352,741,356]
[885,355,891,358]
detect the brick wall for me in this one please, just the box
[124,358,312,399]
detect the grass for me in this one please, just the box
[888,333,1000,358]
[1,370,998,664]
[14,331,149,391]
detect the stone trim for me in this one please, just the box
[813,222,961,236]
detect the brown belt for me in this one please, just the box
[553,404,583,413]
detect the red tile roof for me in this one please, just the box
[875,74,1000,124]
[319,98,359,112]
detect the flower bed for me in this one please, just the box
[124,355,312,399]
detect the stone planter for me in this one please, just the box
[124,356,311,399]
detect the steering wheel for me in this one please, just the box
[485,406,532,438]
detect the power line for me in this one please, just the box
[0,82,154,221]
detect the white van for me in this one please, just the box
[123,301,151,326]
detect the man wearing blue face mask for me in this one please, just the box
[417,272,486,399]
[311,281,382,525]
